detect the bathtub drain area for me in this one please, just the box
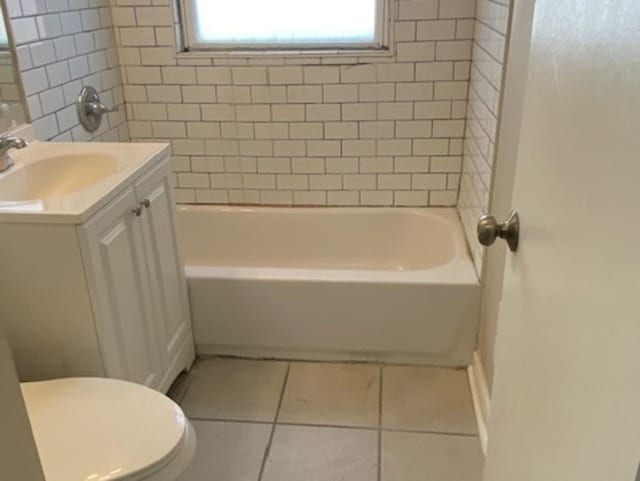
[170,357,484,481]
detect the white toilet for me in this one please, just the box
[21,377,196,481]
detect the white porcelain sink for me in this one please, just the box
[0,140,170,223]
[0,154,118,202]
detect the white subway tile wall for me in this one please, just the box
[112,0,476,206]
[7,0,127,142]
[457,0,511,273]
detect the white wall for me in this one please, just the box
[113,0,476,206]
[6,0,128,141]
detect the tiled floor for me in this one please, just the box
[171,358,484,481]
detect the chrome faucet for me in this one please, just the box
[0,135,28,172]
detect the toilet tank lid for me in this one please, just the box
[21,377,187,481]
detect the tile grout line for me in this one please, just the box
[256,361,291,481]
[195,353,471,370]
[188,416,273,425]
[377,364,384,481]
[377,427,478,438]
[187,416,478,438]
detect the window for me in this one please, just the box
[0,9,8,48]
[180,0,388,51]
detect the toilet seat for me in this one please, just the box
[21,378,196,481]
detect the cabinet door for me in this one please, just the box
[134,160,192,369]
[79,187,162,388]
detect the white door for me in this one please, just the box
[135,161,191,368]
[81,188,162,388]
[484,1,640,481]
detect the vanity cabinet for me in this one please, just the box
[81,187,162,388]
[134,165,192,369]
[0,152,194,393]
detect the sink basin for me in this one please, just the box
[0,139,170,223]
[0,154,118,202]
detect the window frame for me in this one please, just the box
[178,0,391,53]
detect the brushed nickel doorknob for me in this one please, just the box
[132,200,150,216]
[477,210,520,252]
[132,204,143,217]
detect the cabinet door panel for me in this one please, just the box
[135,161,191,366]
[80,188,162,388]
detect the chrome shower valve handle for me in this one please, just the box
[77,86,119,133]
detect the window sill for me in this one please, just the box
[176,47,394,63]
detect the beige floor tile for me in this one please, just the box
[262,425,378,481]
[179,420,271,481]
[279,362,380,427]
[382,365,477,434]
[382,431,483,481]
[181,358,288,421]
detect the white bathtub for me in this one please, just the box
[177,206,481,366]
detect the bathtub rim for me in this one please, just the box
[185,262,478,285]
[178,205,478,285]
